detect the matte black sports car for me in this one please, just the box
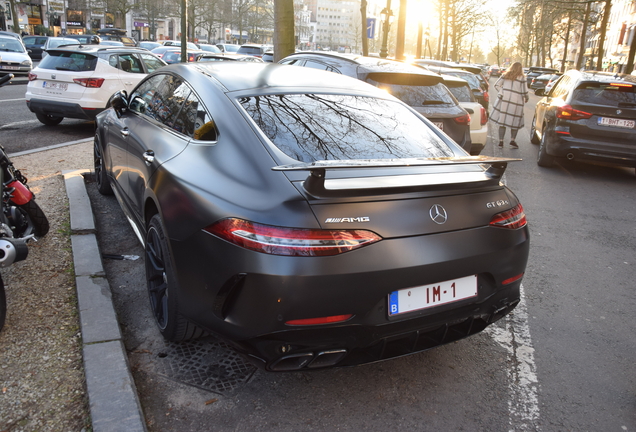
[94,62,529,371]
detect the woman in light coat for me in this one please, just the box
[490,62,529,148]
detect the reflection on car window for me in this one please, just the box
[139,53,165,73]
[447,85,472,103]
[369,81,455,107]
[129,74,167,117]
[240,93,453,162]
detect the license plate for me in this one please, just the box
[43,81,68,91]
[598,117,635,129]
[4,66,19,70]
[433,122,444,130]
[388,275,477,316]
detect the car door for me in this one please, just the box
[110,53,146,93]
[536,75,571,136]
[123,73,193,221]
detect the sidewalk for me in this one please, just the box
[2,141,146,431]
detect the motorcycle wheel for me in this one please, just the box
[19,200,50,237]
[0,274,6,332]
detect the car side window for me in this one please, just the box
[129,74,167,117]
[550,76,570,99]
[118,53,143,73]
[139,53,165,73]
[304,60,329,71]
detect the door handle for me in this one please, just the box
[120,127,130,137]
[143,150,155,166]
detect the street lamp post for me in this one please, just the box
[379,0,393,59]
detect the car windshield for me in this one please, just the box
[0,38,25,53]
[444,72,480,89]
[240,93,454,162]
[573,82,636,106]
[38,51,98,71]
[367,81,456,107]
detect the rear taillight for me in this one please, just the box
[73,78,105,88]
[489,204,527,229]
[556,104,592,120]
[205,218,382,256]
[480,106,487,125]
[453,113,471,125]
[28,72,37,81]
[483,91,490,102]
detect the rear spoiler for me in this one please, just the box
[273,156,521,198]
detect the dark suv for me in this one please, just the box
[279,52,472,152]
[530,70,636,168]
[526,66,559,86]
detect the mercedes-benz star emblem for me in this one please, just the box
[429,204,448,224]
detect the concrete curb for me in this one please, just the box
[63,169,147,432]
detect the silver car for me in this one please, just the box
[0,36,32,76]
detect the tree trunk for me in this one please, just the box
[361,0,368,56]
[560,12,572,72]
[626,25,636,74]
[576,1,590,70]
[595,0,612,71]
[395,0,407,60]
[274,0,295,62]
[181,0,187,63]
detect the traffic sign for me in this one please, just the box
[367,18,376,39]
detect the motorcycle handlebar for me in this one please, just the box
[0,74,14,88]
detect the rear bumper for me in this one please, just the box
[547,131,636,167]
[170,223,530,371]
[26,98,104,120]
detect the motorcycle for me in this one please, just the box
[0,73,48,331]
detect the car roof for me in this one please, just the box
[440,74,469,87]
[283,52,443,83]
[168,62,395,96]
[42,45,149,54]
[566,70,636,84]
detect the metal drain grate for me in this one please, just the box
[155,336,256,394]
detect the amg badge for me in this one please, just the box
[325,217,370,223]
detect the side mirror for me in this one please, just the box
[534,89,544,97]
[108,90,129,118]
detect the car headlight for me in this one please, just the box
[21,60,32,66]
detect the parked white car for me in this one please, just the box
[26,45,166,125]
[0,36,32,76]
[442,74,488,155]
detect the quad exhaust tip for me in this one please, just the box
[270,349,347,371]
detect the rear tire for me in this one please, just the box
[35,113,63,126]
[537,126,556,167]
[530,116,540,144]
[94,134,113,195]
[18,200,49,237]
[145,214,205,341]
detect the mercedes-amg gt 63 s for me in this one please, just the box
[94,62,530,371]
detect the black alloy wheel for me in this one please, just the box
[35,113,63,126]
[537,125,556,167]
[530,115,541,145]
[93,134,113,195]
[145,214,205,341]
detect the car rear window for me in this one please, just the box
[238,47,262,55]
[367,81,456,108]
[38,52,98,72]
[240,93,454,162]
[572,82,636,106]
[446,85,472,102]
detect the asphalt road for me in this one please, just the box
[3,77,635,431]
[86,88,636,431]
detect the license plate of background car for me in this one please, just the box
[597,117,635,129]
[43,81,68,91]
[433,122,444,130]
[388,275,477,316]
